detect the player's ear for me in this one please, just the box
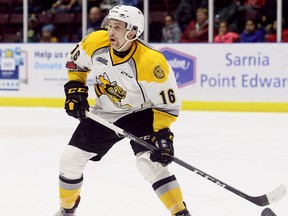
[127,27,137,40]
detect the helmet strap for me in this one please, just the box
[115,28,136,52]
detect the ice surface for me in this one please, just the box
[0,107,287,216]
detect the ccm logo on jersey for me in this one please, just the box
[121,71,133,79]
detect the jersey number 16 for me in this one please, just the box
[159,89,176,104]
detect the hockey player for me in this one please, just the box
[54,5,191,216]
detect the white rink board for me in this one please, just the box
[0,43,288,102]
[153,43,288,102]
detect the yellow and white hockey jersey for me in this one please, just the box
[66,30,181,131]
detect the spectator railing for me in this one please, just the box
[5,0,285,43]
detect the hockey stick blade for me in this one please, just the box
[261,208,277,216]
[85,111,287,207]
[242,184,287,206]
[171,157,287,206]
[265,184,287,205]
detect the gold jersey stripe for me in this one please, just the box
[152,109,177,131]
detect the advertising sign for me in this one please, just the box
[0,43,288,106]
[0,43,74,97]
[160,47,196,88]
[0,47,27,90]
[154,43,288,103]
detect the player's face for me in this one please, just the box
[107,19,127,49]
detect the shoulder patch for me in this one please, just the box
[66,61,77,70]
[153,65,165,79]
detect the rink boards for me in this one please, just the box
[0,43,287,112]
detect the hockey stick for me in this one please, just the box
[85,111,287,207]
[261,208,277,216]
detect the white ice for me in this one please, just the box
[0,107,287,216]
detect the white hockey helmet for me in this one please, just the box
[108,5,144,40]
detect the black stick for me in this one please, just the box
[261,208,277,216]
[86,111,287,207]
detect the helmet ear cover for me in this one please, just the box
[126,25,138,40]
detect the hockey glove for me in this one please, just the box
[64,81,89,121]
[150,128,174,166]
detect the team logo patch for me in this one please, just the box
[153,65,165,79]
[94,72,132,109]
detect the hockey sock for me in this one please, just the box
[58,175,83,209]
[152,175,186,215]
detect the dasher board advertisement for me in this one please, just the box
[0,43,287,104]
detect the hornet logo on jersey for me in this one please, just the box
[94,72,132,109]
